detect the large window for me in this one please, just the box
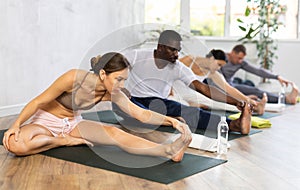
[190,0,225,36]
[144,0,299,39]
[273,0,298,39]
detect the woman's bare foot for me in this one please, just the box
[229,103,252,134]
[167,134,192,162]
[253,93,267,115]
[285,83,299,105]
[172,148,186,162]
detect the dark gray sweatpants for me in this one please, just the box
[232,83,279,103]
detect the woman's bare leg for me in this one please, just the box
[120,126,174,144]
[7,120,190,161]
[7,124,91,156]
[71,120,191,161]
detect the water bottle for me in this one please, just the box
[217,116,229,155]
[278,86,285,105]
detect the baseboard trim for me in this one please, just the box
[0,104,25,117]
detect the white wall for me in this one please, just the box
[0,0,144,117]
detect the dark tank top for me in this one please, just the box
[56,71,107,111]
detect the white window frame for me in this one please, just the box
[179,0,300,39]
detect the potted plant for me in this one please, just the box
[237,0,286,75]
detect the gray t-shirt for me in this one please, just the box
[220,59,278,83]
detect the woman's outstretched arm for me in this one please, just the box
[209,72,255,105]
[111,91,191,137]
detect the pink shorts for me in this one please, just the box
[29,109,82,137]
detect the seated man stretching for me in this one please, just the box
[122,30,252,134]
[220,44,298,104]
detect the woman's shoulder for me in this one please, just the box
[58,69,90,84]
[63,69,90,78]
[64,69,88,75]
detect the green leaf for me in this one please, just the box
[237,18,244,23]
[245,7,251,16]
[238,26,247,31]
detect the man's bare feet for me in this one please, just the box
[168,134,192,162]
[253,93,267,115]
[285,83,299,105]
[229,103,252,134]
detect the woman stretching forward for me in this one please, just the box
[178,49,267,115]
[2,52,192,162]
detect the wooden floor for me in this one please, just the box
[1,104,300,190]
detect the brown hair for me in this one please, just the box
[90,52,130,75]
[232,44,247,55]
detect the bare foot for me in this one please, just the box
[285,83,299,105]
[172,148,186,162]
[253,93,267,115]
[168,134,192,162]
[229,103,252,134]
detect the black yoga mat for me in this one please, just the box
[253,111,281,119]
[210,110,281,119]
[156,126,262,141]
[0,129,226,184]
[82,110,262,141]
